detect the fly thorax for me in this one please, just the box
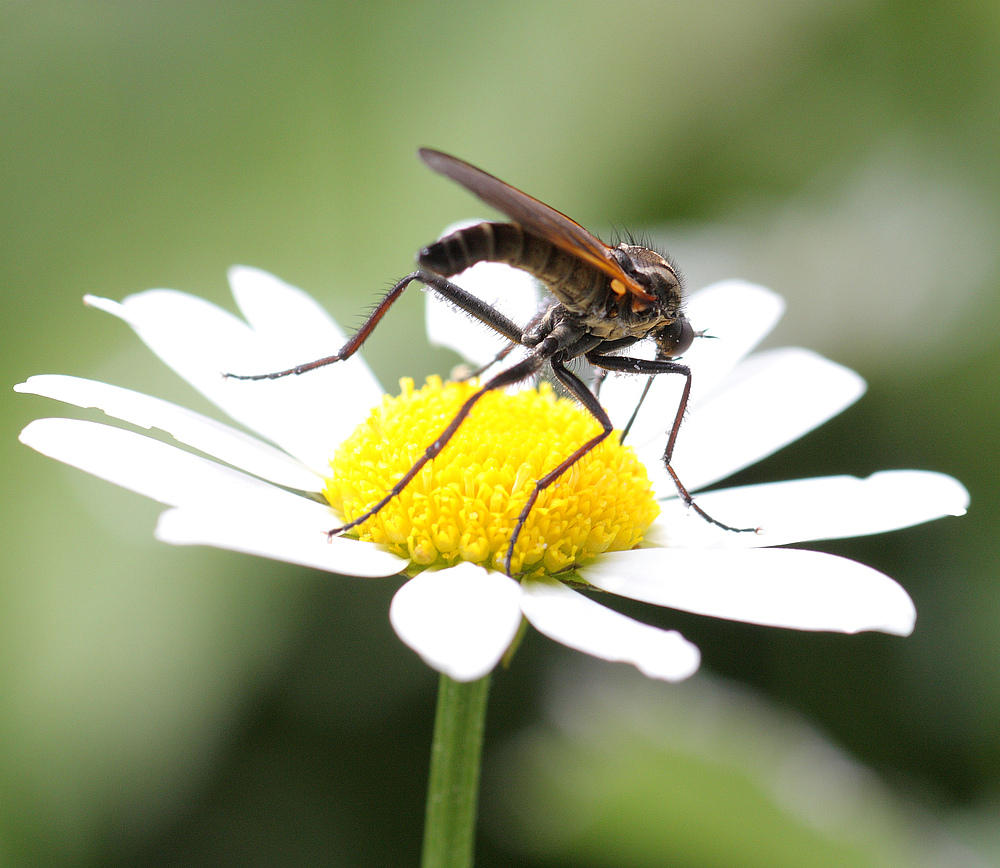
[612,245,684,314]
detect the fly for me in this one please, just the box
[226,149,757,575]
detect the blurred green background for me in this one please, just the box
[3,1,997,865]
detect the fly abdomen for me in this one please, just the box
[419,222,607,312]
[419,222,529,276]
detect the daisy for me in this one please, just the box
[16,266,968,683]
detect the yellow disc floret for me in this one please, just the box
[322,376,659,577]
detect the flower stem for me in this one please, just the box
[421,672,491,868]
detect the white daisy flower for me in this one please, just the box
[16,266,968,684]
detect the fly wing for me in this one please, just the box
[419,149,652,300]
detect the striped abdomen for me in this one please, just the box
[418,221,608,312]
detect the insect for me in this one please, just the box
[227,149,756,575]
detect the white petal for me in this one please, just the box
[15,375,322,491]
[600,281,784,437]
[21,417,405,577]
[681,280,787,397]
[519,576,701,682]
[581,548,916,636]
[20,417,330,520]
[637,348,866,495]
[426,260,542,367]
[228,265,363,356]
[389,564,524,681]
[85,271,382,472]
[155,509,406,578]
[648,471,971,549]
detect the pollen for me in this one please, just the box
[322,376,659,577]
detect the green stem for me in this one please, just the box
[421,672,491,868]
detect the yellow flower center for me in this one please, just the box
[322,376,659,577]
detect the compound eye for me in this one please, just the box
[675,318,695,354]
[658,317,695,357]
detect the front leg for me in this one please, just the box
[587,351,758,535]
[587,352,692,460]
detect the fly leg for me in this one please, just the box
[327,350,545,549]
[224,271,527,380]
[505,357,614,575]
[588,350,759,535]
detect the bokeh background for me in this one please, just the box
[3,2,997,865]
